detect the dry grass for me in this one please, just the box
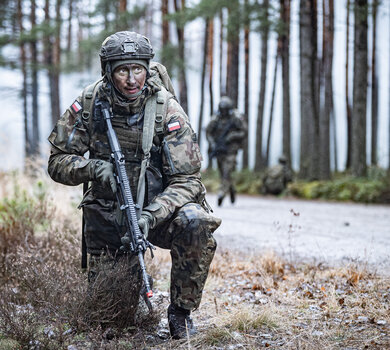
[0,170,389,349]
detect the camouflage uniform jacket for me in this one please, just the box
[206,110,247,155]
[48,77,205,254]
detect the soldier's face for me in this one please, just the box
[112,64,147,99]
[219,107,230,117]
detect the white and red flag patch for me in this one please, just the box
[71,100,82,113]
[167,121,181,132]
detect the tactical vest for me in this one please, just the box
[78,63,177,263]
[81,68,174,208]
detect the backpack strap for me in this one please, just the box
[81,79,103,125]
[155,89,169,143]
[136,88,170,212]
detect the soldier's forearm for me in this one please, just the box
[48,151,95,186]
[144,174,204,228]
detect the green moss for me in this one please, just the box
[287,170,389,203]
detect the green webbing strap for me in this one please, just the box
[136,93,157,215]
[136,89,168,213]
[82,79,102,123]
[155,90,167,137]
[80,79,101,270]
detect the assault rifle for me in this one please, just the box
[209,118,235,159]
[97,98,154,303]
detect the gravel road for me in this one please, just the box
[206,193,390,272]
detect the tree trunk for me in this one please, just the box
[118,0,127,30]
[219,9,225,96]
[77,3,84,65]
[51,0,62,126]
[103,0,110,30]
[66,0,73,53]
[207,16,214,170]
[208,17,214,116]
[17,0,31,160]
[162,0,169,46]
[30,0,40,157]
[351,0,368,177]
[319,0,333,179]
[280,0,291,166]
[254,0,269,172]
[371,0,378,166]
[44,0,55,128]
[197,19,209,150]
[226,0,239,106]
[173,0,188,114]
[299,0,319,180]
[243,0,250,168]
[346,0,352,169]
[265,51,278,166]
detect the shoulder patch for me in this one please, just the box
[71,100,82,113]
[167,120,181,132]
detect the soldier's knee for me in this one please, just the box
[175,203,220,248]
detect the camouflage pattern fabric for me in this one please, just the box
[206,110,247,156]
[48,75,221,311]
[263,164,293,195]
[148,202,219,310]
[206,110,247,198]
[216,153,237,198]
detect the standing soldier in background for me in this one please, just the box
[206,96,247,206]
[262,155,293,195]
[47,31,221,339]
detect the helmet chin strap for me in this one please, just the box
[125,89,144,100]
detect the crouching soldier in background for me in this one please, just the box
[262,155,293,195]
[206,96,247,207]
[47,31,221,339]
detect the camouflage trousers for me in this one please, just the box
[88,202,219,312]
[216,153,237,197]
[148,202,219,311]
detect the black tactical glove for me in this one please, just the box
[138,211,154,239]
[93,160,117,194]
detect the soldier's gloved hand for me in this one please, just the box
[225,133,236,144]
[93,160,117,194]
[138,211,154,239]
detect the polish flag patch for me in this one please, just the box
[71,100,82,113]
[167,121,181,132]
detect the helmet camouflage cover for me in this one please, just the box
[100,31,155,74]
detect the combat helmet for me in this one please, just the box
[278,154,287,164]
[100,31,155,75]
[218,96,233,116]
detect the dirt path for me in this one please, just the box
[206,193,390,272]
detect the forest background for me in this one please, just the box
[1,1,390,348]
[0,0,389,188]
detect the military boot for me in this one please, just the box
[217,194,225,207]
[229,186,236,204]
[167,304,197,339]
